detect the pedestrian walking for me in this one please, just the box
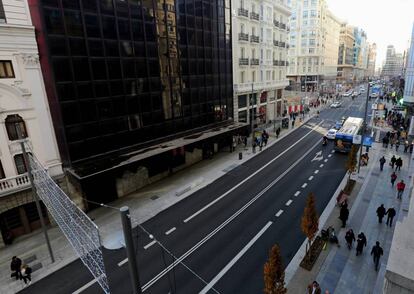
[390,172,397,186]
[404,141,409,153]
[10,256,22,280]
[396,180,406,200]
[339,205,349,228]
[390,155,396,169]
[307,281,322,294]
[243,136,247,148]
[395,140,400,152]
[276,127,280,139]
[356,232,367,256]
[371,241,384,271]
[386,207,396,227]
[291,119,295,128]
[21,264,32,285]
[395,157,403,171]
[345,229,355,249]
[410,142,414,154]
[379,156,386,171]
[376,204,386,223]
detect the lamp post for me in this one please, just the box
[251,83,256,153]
[357,81,371,173]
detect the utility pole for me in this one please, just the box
[358,82,370,173]
[251,83,256,153]
[120,206,142,294]
[17,125,54,263]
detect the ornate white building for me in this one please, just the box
[232,0,291,126]
[0,0,63,246]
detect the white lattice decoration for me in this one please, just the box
[29,154,110,294]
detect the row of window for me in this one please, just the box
[240,48,285,60]
[0,154,28,178]
[0,61,15,78]
[239,69,285,83]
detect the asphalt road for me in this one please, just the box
[20,92,371,294]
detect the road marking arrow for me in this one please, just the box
[311,150,324,162]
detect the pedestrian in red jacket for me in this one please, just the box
[396,180,406,199]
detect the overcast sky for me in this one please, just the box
[327,0,413,69]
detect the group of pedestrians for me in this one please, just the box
[378,155,406,201]
[10,256,32,286]
[376,204,397,227]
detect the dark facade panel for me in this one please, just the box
[32,0,233,163]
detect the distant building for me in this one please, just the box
[367,43,377,78]
[232,0,291,125]
[381,45,404,79]
[337,23,355,84]
[287,0,341,92]
[403,23,414,105]
[0,0,63,246]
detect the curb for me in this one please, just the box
[285,171,349,285]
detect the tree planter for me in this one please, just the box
[343,179,356,195]
[299,236,324,271]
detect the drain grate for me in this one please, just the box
[23,255,37,264]
[150,195,159,200]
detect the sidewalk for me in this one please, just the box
[0,105,327,294]
[287,137,412,292]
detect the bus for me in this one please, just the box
[334,117,364,153]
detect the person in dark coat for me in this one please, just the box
[376,204,386,223]
[10,256,22,280]
[386,207,397,227]
[21,264,32,285]
[356,232,367,256]
[390,155,396,169]
[339,205,349,228]
[395,157,403,171]
[345,229,356,249]
[371,241,384,271]
[276,127,281,139]
[379,156,386,171]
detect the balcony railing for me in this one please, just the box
[273,60,279,66]
[239,58,249,65]
[250,58,259,65]
[0,173,30,197]
[250,35,259,43]
[250,12,259,21]
[273,20,279,27]
[286,61,289,66]
[280,60,286,66]
[238,8,249,17]
[286,44,290,49]
[280,23,286,30]
[238,32,249,41]
[287,26,290,32]
[279,42,286,48]
[273,40,279,47]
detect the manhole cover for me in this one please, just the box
[150,195,159,200]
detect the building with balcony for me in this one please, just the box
[28,0,244,208]
[232,0,291,126]
[287,0,340,93]
[337,23,355,85]
[0,0,63,246]
[381,45,404,80]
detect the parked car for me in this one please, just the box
[326,129,338,140]
[342,91,353,97]
[334,121,343,130]
[352,92,359,97]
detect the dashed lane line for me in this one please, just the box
[314,170,319,174]
[324,159,328,162]
[143,240,157,250]
[308,176,314,181]
[302,183,308,188]
[294,191,301,197]
[328,154,332,158]
[275,210,284,217]
[165,227,176,235]
[285,199,293,206]
[320,164,324,168]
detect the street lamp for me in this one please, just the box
[357,81,371,173]
[251,83,256,153]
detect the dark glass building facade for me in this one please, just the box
[29,0,233,164]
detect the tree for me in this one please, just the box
[264,244,287,294]
[345,145,358,179]
[301,193,319,260]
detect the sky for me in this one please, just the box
[327,0,413,69]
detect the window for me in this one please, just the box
[0,0,6,23]
[14,154,29,174]
[240,71,245,83]
[303,10,308,18]
[5,115,28,140]
[0,160,5,179]
[0,61,15,78]
[310,10,317,17]
[252,71,256,82]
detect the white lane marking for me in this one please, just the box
[328,154,332,158]
[275,210,284,217]
[302,183,308,188]
[285,200,293,206]
[142,138,322,292]
[294,191,301,197]
[320,164,324,168]
[324,159,328,162]
[183,121,324,223]
[165,227,176,235]
[72,275,104,294]
[144,240,157,250]
[118,258,128,267]
[199,221,273,294]
[314,170,319,174]
[308,176,314,181]
[331,150,335,153]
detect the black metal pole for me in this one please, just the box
[251,83,255,153]
[120,206,142,294]
[358,82,370,173]
[17,126,54,263]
